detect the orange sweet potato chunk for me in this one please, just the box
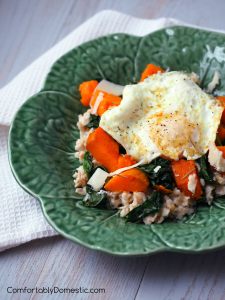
[171,159,202,199]
[79,80,98,107]
[86,127,119,172]
[140,64,164,81]
[104,169,149,192]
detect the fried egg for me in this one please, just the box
[100,71,223,162]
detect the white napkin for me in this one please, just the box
[0,10,221,252]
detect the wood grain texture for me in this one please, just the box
[1,0,225,299]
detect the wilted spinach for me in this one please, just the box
[197,154,214,183]
[83,185,107,207]
[82,151,94,177]
[216,135,223,146]
[139,157,174,189]
[126,191,163,223]
[119,144,126,154]
[86,114,100,129]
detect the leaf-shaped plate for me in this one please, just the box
[9,26,225,255]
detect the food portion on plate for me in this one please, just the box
[73,63,225,224]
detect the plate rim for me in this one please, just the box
[8,25,225,256]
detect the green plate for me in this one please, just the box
[9,26,225,255]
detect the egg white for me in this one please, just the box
[100,71,223,162]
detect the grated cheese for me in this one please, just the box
[187,173,197,194]
[109,159,146,177]
[87,168,109,191]
[207,70,220,93]
[87,160,146,191]
[208,143,225,172]
[95,79,124,96]
[91,92,104,115]
[153,166,161,173]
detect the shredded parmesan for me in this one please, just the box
[108,159,146,177]
[208,143,225,172]
[95,79,124,96]
[187,174,197,194]
[153,166,161,173]
[87,159,146,191]
[87,168,109,191]
[91,92,104,115]
[207,71,220,93]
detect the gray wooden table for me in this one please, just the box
[1,1,225,299]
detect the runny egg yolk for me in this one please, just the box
[148,112,200,160]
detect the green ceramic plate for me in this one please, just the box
[9,26,225,255]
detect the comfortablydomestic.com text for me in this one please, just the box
[7,286,106,295]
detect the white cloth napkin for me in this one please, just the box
[0,10,222,252]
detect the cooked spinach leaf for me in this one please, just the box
[139,157,174,189]
[83,185,107,207]
[216,132,225,146]
[197,154,214,183]
[119,144,126,154]
[126,191,164,223]
[216,135,223,146]
[83,151,108,178]
[83,151,94,177]
[86,114,100,129]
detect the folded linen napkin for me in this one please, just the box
[0,10,218,252]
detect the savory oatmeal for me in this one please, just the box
[73,64,225,224]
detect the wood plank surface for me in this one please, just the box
[1,1,225,299]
